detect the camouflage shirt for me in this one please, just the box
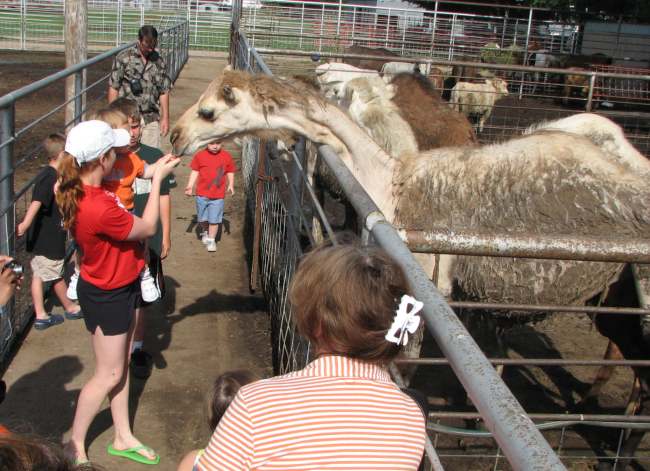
[109,46,172,124]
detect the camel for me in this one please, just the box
[171,70,650,467]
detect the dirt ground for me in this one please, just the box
[0,53,273,470]
[0,49,648,470]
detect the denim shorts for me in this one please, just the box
[196,196,224,224]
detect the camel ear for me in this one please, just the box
[222,85,237,105]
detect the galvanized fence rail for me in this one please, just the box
[233,30,566,471]
[241,0,579,62]
[0,19,189,369]
[0,0,583,60]
[252,46,650,468]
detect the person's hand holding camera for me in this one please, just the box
[0,255,21,307]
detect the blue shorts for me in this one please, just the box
[196,196,224,224]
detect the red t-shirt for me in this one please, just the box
[190,149,236,199]
[73,185,145,290]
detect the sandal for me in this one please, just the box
[107,444,160,465]
[64,309,83,320]
[33,314,64,330]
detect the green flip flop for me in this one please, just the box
[107,444,160,465]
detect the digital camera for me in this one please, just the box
[130,79,144,96]
[4,260,23,276]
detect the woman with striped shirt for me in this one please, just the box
[194,242,426,470]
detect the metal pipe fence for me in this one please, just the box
[233,30,568,470]
[0,0,228,52]
[233,26,650,468]
[0,0,581,59]
[0,19,189,369]
[241,0,579,62]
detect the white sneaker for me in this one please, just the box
[67,271,79,301]
[140,267,160,303]
[205,238,217,252]
[201,232,209,245]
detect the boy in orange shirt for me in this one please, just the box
[95,108,163,302]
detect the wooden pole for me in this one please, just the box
[65,0,87,129]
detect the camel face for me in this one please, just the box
[171,72,269,156]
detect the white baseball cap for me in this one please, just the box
[65,120,130,165]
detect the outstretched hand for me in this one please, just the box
[154,154,181,180]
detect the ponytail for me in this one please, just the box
[56,153,85,230]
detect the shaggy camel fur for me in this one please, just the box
[390,73,476,148]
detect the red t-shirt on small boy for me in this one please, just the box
[72,185,145,290]
[190,149,236,199]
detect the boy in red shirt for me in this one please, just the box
[184,141,235,252]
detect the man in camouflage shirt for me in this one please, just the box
[108,25,172,148]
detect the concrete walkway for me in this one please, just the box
[0,55,272,470]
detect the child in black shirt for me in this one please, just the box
[16,135,82,330]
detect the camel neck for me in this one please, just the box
[306,101,398,219]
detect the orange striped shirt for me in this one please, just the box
[197,355,426,470]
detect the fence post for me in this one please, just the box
[500,8,508,48]
[0,104,15,259]
[429,1,438,57]
[65,0,87,129]
[117,0,123,46]
[585,73,596,111]
[523,7,533,66]
[20,0,26,51]
[74,72,84,125]
[385,8,390,48]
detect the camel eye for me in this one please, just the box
[222,85,236,104]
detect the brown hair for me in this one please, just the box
[0,433,103,471]
[55,153,102,230]
[108,97,141,123]
[289,240,411,364]
[92,108,128,130]
[42,134,65,161]
[208,370,258,431]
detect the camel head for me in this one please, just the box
[171,70,323,156]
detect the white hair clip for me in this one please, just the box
[385,295,423,346]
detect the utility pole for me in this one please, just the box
[65,0,88,128]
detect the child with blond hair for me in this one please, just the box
[17,134,82,330]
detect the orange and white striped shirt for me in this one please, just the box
[197,355,426,470]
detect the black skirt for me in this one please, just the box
[77,276,140,336]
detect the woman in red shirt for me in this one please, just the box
[57,120,179,465]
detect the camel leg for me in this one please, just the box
[579,340,623,408]
[611,374,649,470]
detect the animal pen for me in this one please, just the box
[0,19,190,389]
[230,1,650,470]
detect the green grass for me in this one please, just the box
[0,8,230,51]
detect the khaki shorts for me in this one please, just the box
[140,120,161,149]
[30,255,64,282]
